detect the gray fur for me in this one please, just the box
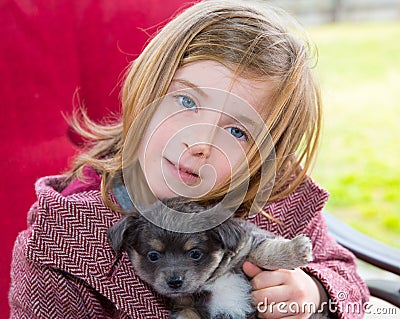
[109,198,317,319]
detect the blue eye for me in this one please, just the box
[227,127,248,141]
[178,95,197,110]
[188,249,203,260]
[147,251,161,262]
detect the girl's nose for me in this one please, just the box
[185,142,212,159]
[181,116,219,159]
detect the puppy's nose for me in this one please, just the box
[167,275,184,289]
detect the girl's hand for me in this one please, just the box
[243,261,327,319]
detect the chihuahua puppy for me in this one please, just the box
[108,198,313,319]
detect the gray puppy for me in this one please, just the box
[108,198,313,319]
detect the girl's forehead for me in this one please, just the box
[171,60,273,115]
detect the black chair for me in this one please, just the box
[323,211,400,307]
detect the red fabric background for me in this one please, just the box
[0,0,189,315]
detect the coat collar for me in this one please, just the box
[110,171,330,239]
[247,176,330,238]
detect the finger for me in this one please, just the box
[255,292,303,319]
[252,285,290,306]
[251,269,291,290]
[255,296,290,319]
[243,261,263,278]
[255,291,311,319]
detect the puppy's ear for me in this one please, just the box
[213,219,244,253]
[108,215,138,254]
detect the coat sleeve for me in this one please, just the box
[301,211,370,319]
[8,227,121,319]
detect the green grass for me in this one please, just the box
[308,22,400,248]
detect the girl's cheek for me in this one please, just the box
[214,155,235,182]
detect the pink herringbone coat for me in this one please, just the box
[9,168,369,318]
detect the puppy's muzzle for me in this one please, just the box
[167,275,184,289]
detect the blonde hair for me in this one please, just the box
[68,0,322,218]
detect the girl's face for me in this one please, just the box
[137,61,273,199]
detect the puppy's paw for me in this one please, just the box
[249,234,312,270]
[290,234,313,265]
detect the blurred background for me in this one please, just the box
[264,0,400,250]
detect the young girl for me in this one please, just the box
[9,0,369,318]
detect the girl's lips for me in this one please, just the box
[164,158,200,185]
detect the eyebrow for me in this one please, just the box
[171,79,209,98]
[233,114,260,132]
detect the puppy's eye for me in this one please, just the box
[147,251,161,262]
[188,249,203,260]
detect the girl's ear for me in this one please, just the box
[213,219,244,253]
[108,215,138,254]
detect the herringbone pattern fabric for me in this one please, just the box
[251,181,370,319]
[10,175,169,318]
[9,172,369,318]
